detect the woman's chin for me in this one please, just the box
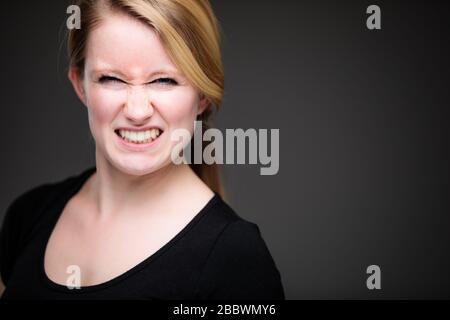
[101,136,172,176]
[111,157,170,177]
[117,163,156,176]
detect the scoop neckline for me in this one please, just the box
[39,166,221,294]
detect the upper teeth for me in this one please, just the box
[118,128,161,142]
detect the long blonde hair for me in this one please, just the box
[67,0,225,197]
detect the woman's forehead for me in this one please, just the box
[85,10,178,76]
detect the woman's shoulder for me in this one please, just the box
[204,202,277,268]
[194,196,285,299]
[2,168,92,222]
[0,168,92,285]
[205,195,277,259]
[1,168,94,242]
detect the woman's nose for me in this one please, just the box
[124,85,154,122]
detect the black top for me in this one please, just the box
[0,167,285,300]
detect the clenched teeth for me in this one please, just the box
[117,128,161,144]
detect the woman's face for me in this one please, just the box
[69,11,207,175]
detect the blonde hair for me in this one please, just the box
[67,0,225,197]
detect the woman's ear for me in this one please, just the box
[68,67,86,105]
[197,93,210,116]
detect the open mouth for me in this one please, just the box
[114,128,163,144]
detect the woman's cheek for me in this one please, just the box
[86,88,123,144]
[88,88,124,123]
[157,89,199,126]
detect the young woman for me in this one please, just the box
[0,0,284,300]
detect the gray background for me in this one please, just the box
[1,0,449,299]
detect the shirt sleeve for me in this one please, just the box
[194,219,285,300]
[0,184,51,286]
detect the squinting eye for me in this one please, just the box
[98,76,124,83]
[153,78,178,85]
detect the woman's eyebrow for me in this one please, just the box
[90,68,126,78]
[91,68,181,79]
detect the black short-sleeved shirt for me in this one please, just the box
[0,167,285,300]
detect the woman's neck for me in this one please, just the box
[82,155,208,221]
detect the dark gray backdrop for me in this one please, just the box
[1,0,449,299]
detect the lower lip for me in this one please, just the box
[115,131,163,152]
